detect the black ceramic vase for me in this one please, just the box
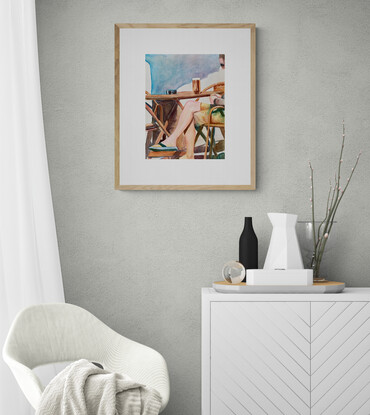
[239,217,258,281]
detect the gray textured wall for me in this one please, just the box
[36,1,370,413]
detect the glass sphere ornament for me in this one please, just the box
[222,261,245,284]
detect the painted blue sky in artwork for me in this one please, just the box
[146,54,220,94]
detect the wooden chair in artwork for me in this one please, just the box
[193,82,225,159]
[195,106,225,159]
[145,104,169,158]
[195,82,225,100]
[145,91,170,158]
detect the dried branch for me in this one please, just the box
[308,122,361,279]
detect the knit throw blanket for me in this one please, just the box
[36,359,162,415]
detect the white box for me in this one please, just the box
[247,269,313,286]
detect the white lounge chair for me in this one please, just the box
[2,303,170,412]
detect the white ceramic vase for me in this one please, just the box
[263,213,304,270]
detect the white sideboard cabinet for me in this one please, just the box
[202,288,370,415]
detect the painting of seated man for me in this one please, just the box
[145,54,225,160]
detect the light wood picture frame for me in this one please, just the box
[115,23,256,190]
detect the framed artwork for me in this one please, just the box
[115,24,256,190]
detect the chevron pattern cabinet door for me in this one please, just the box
[211,302,311,415]
[311,301,370,415]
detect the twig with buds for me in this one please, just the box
[309,121,361,278]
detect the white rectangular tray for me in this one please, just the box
[213,281,345,294]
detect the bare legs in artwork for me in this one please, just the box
[160,101,201,159]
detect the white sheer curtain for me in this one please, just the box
[0,0,65,413]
